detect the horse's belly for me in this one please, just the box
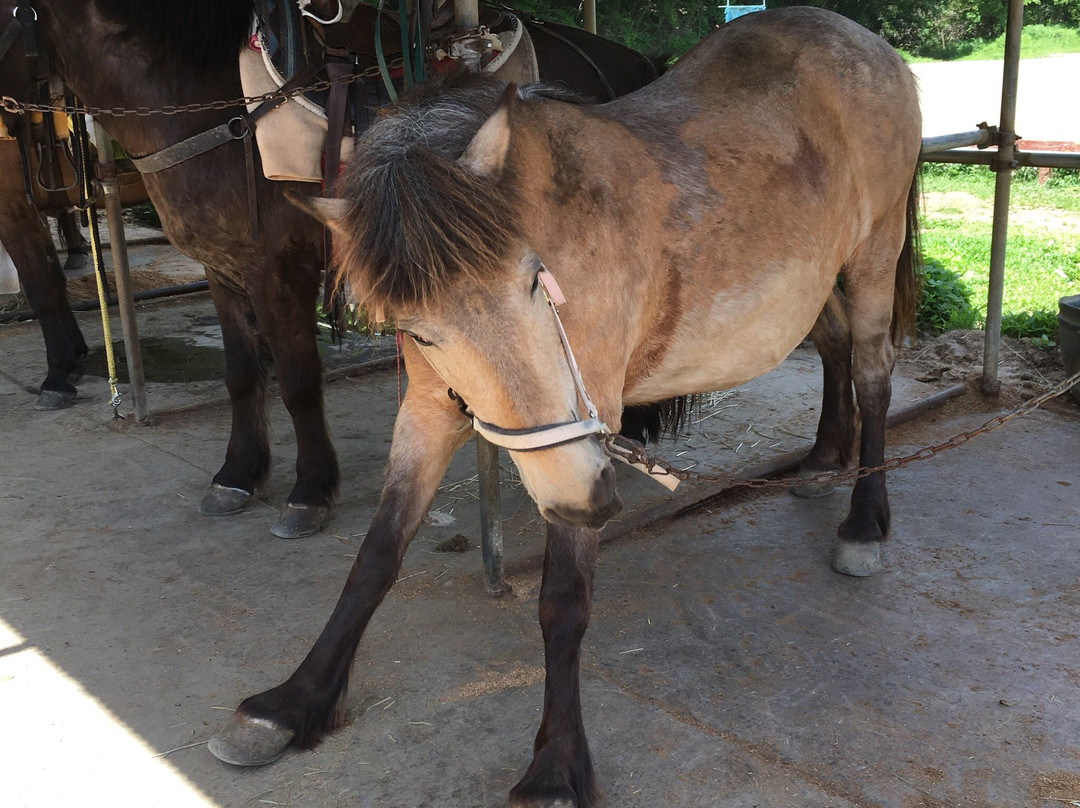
[622,276,829,403]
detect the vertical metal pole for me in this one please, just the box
[476,435,507,596]
[584,0,597,34]
[92,122,149,421]
[981,0,1024,396]
[453,0,478,29]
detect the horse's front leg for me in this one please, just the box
[510,523,600,808]
[209,354,470,765]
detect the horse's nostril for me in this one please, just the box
[590,463,622,519]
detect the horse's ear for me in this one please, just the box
[459,83,516,180]
[284,191,351,234]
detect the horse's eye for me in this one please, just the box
[531,272,541,295]
[404,331,433,347]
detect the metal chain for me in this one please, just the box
[1,61,398,118]
[609,368,1080,490]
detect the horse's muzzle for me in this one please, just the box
[541,462,622,529]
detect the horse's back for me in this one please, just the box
[606,7,920,172]
[540,8,922,401]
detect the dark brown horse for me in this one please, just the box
[0,131,89,409]
[210,9,922,806]
[0,0,661,537]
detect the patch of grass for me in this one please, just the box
[921,164,1080,212]
[901,24,1080,62]
[962,24,1080,61]
[920,214,1080,341]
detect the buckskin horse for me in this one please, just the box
[0,0,660,536]
[209,8,922,806]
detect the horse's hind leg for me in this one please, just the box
[793,287,856,498]
[198,272,271,517]
[833,229,905,577]
[510,523,599,808]
[55,209,88,274]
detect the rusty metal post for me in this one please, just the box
[982,0,1024,396]
[476,435,507,596]
[453,0,478,29]
[92,121,148,421]
[584,0,597,34]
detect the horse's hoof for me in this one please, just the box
[832,540,882,577]
[63,252,88,274]
[198,484,252,517]
[34,389,76,411]
[271,503,329,539]
[790,479,836,498]
[208,712,293,767]
[66,365,85,386]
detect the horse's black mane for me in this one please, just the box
[98,0,254,72]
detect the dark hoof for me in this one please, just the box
[198,484,252,517]
[66,365,85,386]
[832,540,882,577]
[509,798,577,808]
[34,388,76,411]
[63,252,89,274]
[271,503,329,539]
[208,712,294,767]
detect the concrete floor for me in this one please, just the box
[2,281,1079,807]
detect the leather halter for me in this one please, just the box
[446,267,610,453]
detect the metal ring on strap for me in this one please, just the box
[130,116,250,173]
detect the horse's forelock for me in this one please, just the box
[333,77,524,311]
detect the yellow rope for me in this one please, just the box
[73,112,123,417]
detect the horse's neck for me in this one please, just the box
[41,0,243,155]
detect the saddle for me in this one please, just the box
[242,0,538,183]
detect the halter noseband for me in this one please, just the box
[446,267,610,453]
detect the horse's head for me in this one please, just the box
[292,76,622,529]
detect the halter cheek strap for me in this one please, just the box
[445,265,610,453]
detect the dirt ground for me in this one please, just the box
[1,237,1079,807]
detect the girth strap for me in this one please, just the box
[130,117,251,174]
[130,60,326,174]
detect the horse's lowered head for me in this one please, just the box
[291,77,622,529]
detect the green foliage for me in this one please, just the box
[508,1,1080,59]
[509,0,718,56]
[918,164,1079,342]
[918,258,979,333]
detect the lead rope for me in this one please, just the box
[71,106,123,419]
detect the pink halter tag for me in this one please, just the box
[537,268,566,307]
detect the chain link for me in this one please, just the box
[1,61,396,118]
[609,368,1080,490]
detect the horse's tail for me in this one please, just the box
[890,168,922,347]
